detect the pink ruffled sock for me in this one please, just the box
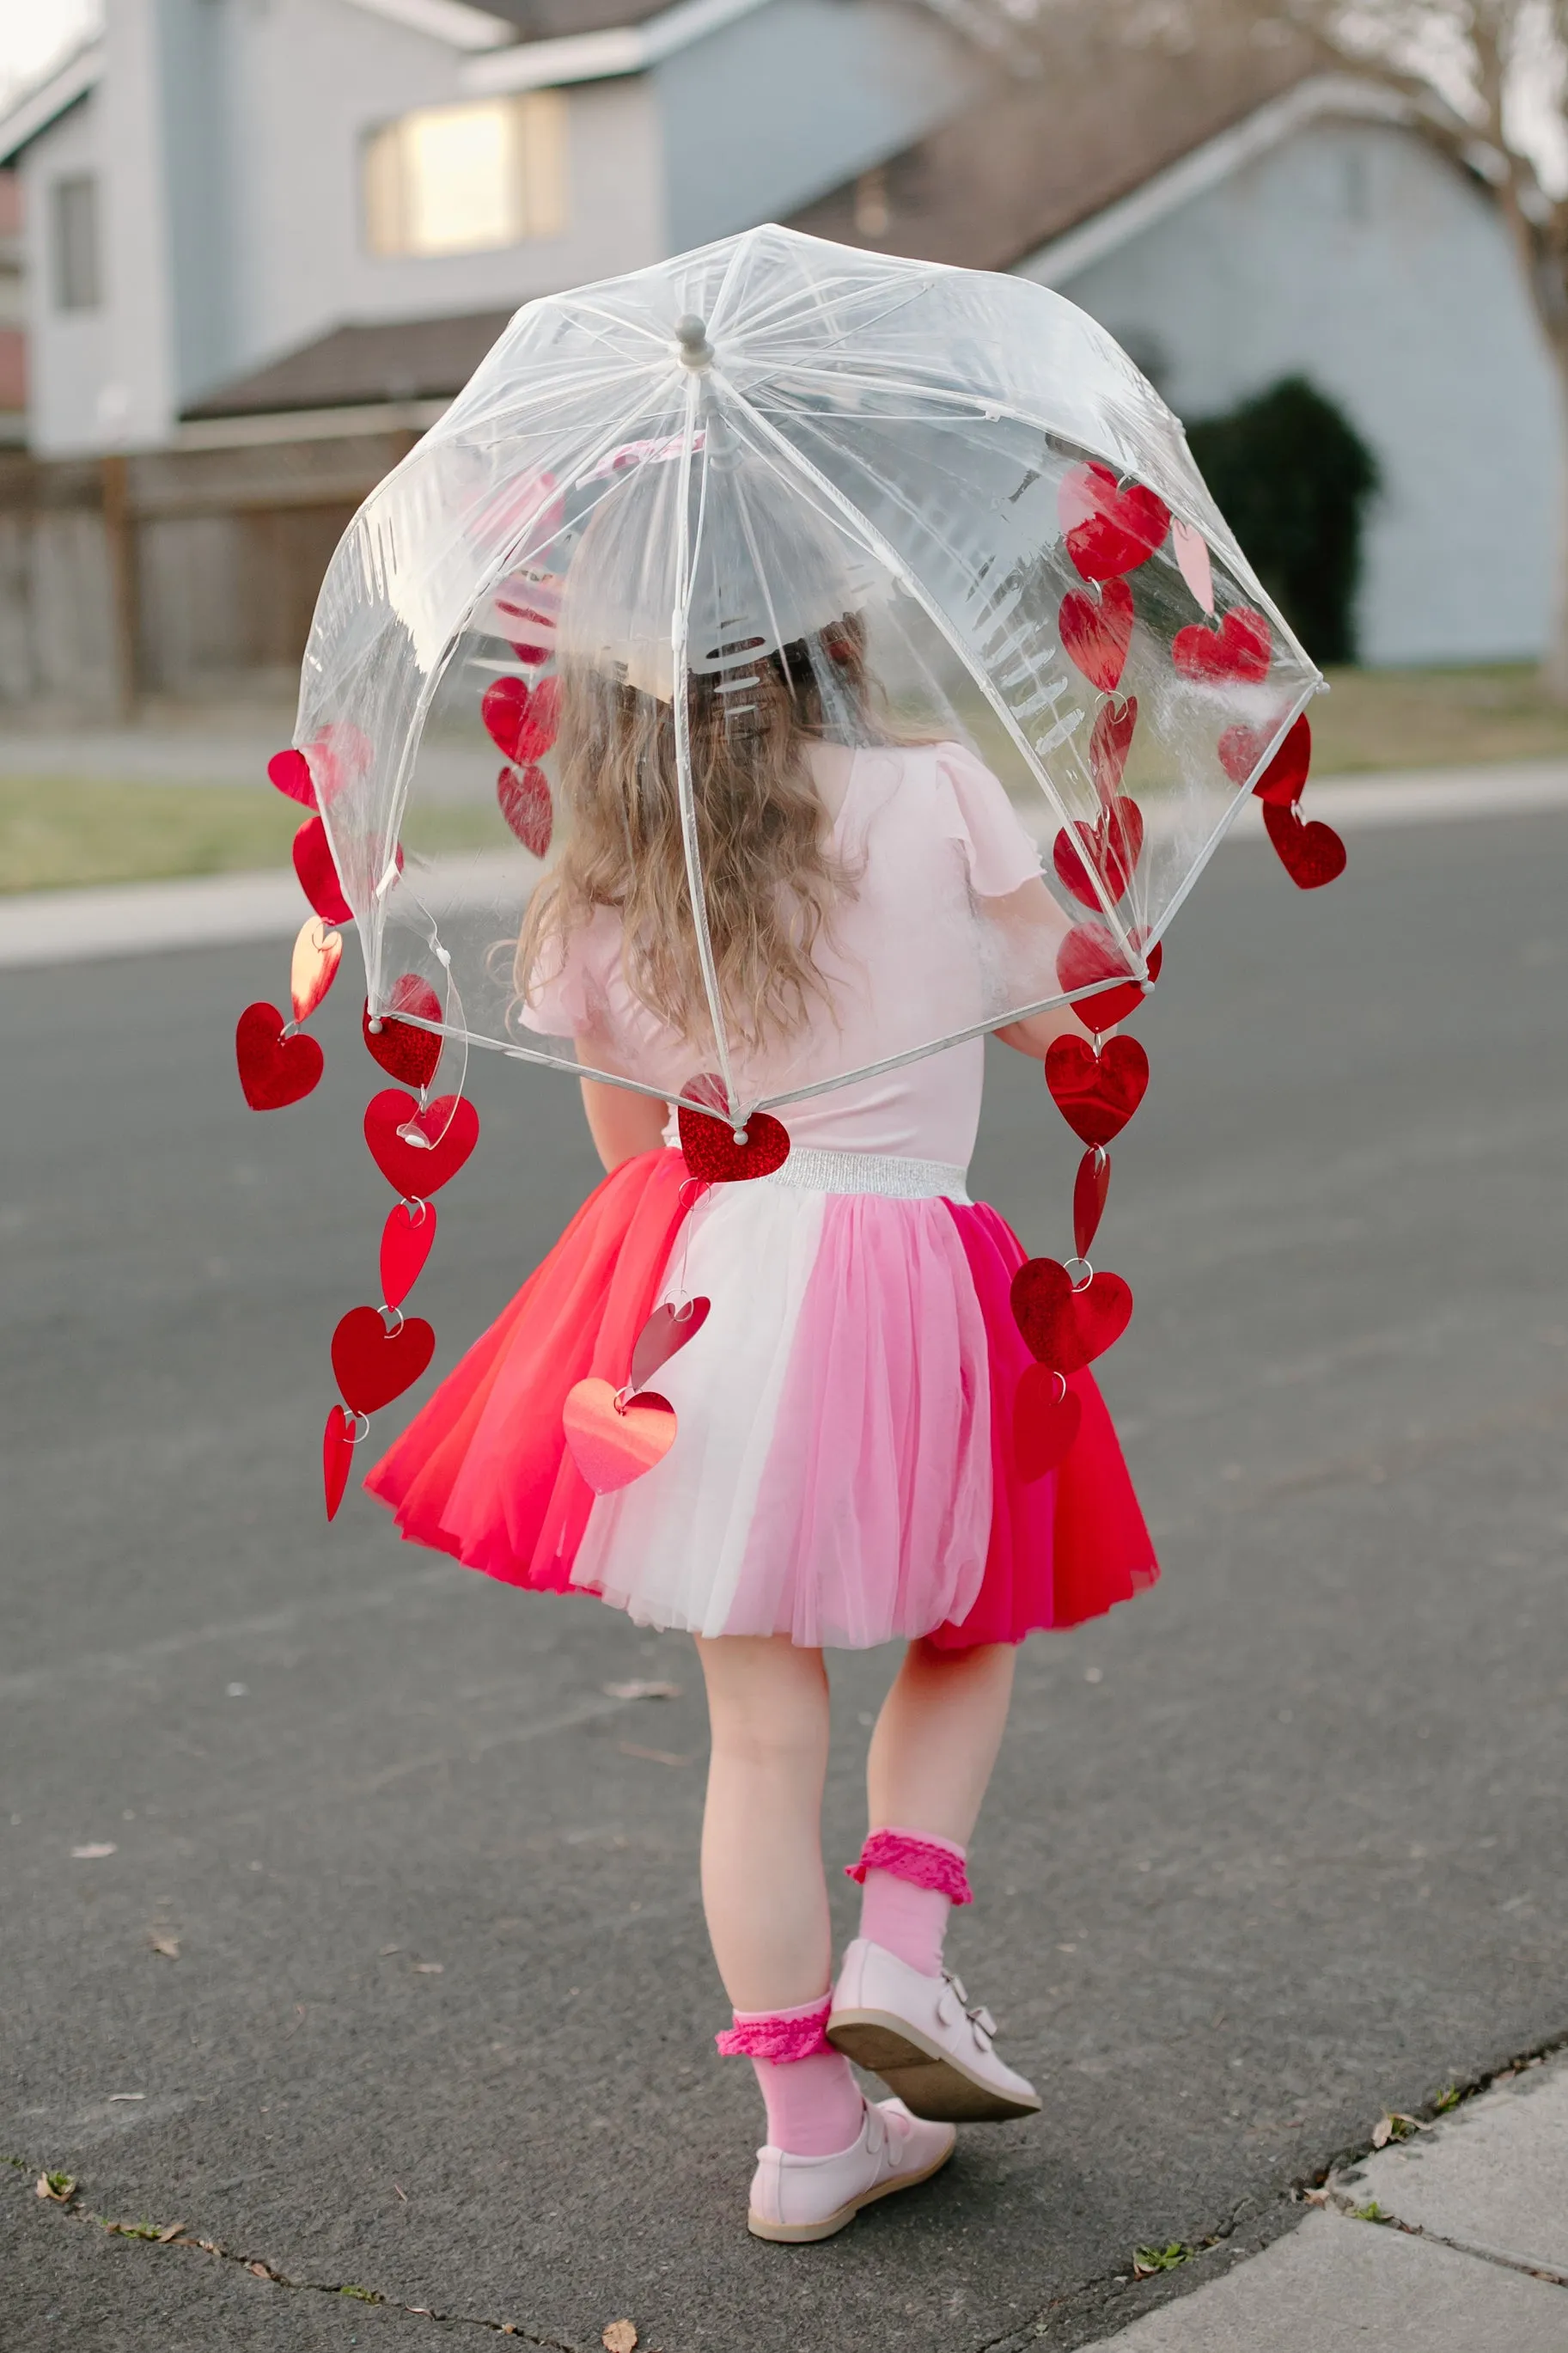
[846,1827,973,1979]
[714,1995,863,2156]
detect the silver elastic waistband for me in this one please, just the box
[761,1146,970,1202]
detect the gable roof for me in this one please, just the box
[181,310,516,420]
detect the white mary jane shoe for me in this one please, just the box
[827,1937,1041,2124]
[747,2095,955,2244]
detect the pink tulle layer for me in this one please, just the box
[845,1829,973,1905]
[715,1996,833,2060]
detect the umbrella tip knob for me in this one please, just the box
[674,314,713,370]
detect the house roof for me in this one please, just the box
[181,310,516,420]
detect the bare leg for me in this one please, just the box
[866,1636,1016,1846]
[696,1633,833,2012]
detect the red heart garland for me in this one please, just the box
[323,1405,357,1522]
[677,1104,790,1183]
[563,1378,678,1494]
[363,975,442,1091]
[1059,463,1170,581]
[1217,712,1311,804]
[292,816,352,926]
[363,1090,480,1195]
[630,1296,711,1390]
[1055,925,1162,1030]
[1172,607,1271,684]
[380,1198,437,1310]
[331,1305,436,1415]
[268,747,317,808]
[1010,1257,1133,1374]
[1052,796,1144,911]
[1014,1362,1083,1482]
[1073,1146,1111,1259]
[481,675,561,764]
[1044,1034,1149,1148]
[1059,578,1133,693]
[235,1002,324,1110]
[497,763,554,858]
[1262,798,1347,889]
[1089,696,1137,797]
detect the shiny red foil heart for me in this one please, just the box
[1172,607,1271,684]
[268,747,317,808]
[363,975,442,1090]
[1059,463,1170,581]
[1056,925,1162,1030]
[380,1198,437,1310]
[290,916,342,1026]
[1052,796,1144,911]
[1262,798,1346,889]
[1217,712,1311,803]
[292,816,352,926]
[322,1405,356,1522]
[1073,1146,1111,1259]
[1010,1257,1133,1373]
[678,1104,790,1183]
[497,762,553,858]
[563,1378,677,1494]
[331,1304,436,1415]
[631,1296,711,1390]
[1045,1034,1149,1147]
[235,1001,324,1110]
[1059,578,1133,693]
[1089,696,1137,797]
[363,1090,480,1195]
[481,675,561,764]
[1013,1362,1083,1483]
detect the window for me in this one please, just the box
[363,93,567,259]
[51,174,100,311]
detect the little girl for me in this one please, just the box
[367,456,1156,2244]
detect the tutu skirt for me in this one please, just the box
[366,1148,1156,1649]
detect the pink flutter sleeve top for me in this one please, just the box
[517,740,1044,1168]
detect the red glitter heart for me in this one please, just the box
[481,675,561,764]
[678,1104,790,1183]
[1014,1363,1083,1482]
[235,1002,323,1110]
[1059,463,1170,581]
[380,1198,437,1311]
[363,975,442,1091]
[331,1305,436,1415]
[563,1378,677,1494]
[1010,1257,1132,1374]
[1089,696,1137,797]
[363,1090,480,1196]
[1059,578,1133,693]
[1055,925,1162,1030]
[1262,799,1346,889]
[1044,1035,1149,1147]
[322,1405,356,1522]
[497,762,553,858]
[1073,1146,1111,1259]
[631,1296,711,1390]
[1173,608,1271,684]
[1052,796,1144,911]
[292,816,351,926]
[267,748,317,808]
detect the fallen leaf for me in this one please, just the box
[156,2222,186,2242]
[602,1681,681,1701]
[1371,2115,1393,2148]
[602,2325,638,2353]
[248,2260,271,2277]
[412,1961,443,1974]
[107,2093,145,2103]
[36,2173,76,2203]
[149,1934,180,1960]
[70,1843,117,1860]
[618,1743,692,1767]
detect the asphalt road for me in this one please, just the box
[3,811,1567,2353]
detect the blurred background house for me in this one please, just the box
[0,0,1558,712]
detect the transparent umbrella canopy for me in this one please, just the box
[296,223,1319,1128]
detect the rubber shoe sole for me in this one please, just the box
[827,2009,1041,2124]
[746,2136,954,2243]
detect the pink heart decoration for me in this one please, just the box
[630,1297,711,1391]
[292,816,352,926]
[1059,463,1170,581]
[268,748,317,808]
[497,763,553,858]
[1262,798,1347,889]
[363,1090,480,1196]
[331,1304,436,1415]
[1073,1146,1111,1259]
[563,1378,677,1494]
[1044,1035,1149,1148]
[482,675,561,765]
[290,917,342,1026]
[1010,1257,1133,1374]
[1055,925,1162,1030]
[1089,697,1137,797]
[678,1104,790,1184]
[363,975,442,1091]
[1052,796,1144,912]
[1171,518,1215,614]
[323,1405,357,1522]
[1014,1362,1083,1483]
[380,1199,437,1310]
[1059,578,1133,694]
[235,1002,323,1110]
[1173,608,1271,684]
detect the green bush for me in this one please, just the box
[1186,376,1379,664]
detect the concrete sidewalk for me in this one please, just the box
[1095,2053,1568,2349]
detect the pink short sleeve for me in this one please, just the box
[515,912,609,1037]
[934,743,1042,899]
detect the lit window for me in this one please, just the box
[52,174,101,311]
[363,93,568,258]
